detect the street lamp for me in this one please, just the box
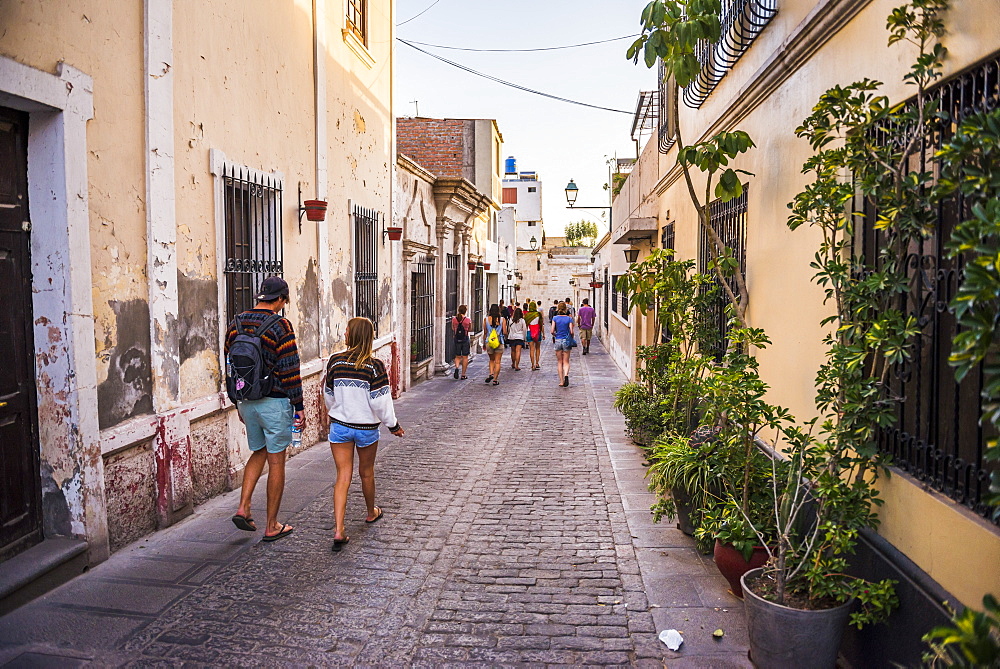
[564,180,611,236]
[624,248,640,264]
[529,236,538,251]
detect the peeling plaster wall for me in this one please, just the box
[189,414,228,506]
[103,441,157,552]
[177,272,220,401]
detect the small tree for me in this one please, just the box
[565,220,599,247]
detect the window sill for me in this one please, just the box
[612,310,630,327]
[343,29,375,69]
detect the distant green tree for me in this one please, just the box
[565,220,599,247]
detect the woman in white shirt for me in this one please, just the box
[506,307,527,371]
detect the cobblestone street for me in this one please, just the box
[0,341,751,667]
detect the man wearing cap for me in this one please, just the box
[225,276,304,542]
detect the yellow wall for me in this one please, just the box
[617,0,1000,605]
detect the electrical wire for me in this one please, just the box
[403,34,638,52]
[397,0,443,26]
[398,39,632,115]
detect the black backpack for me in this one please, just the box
[454,316,468,342]
[226,312,283,402]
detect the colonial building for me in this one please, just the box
[0,0,395,580]
[517,236,594,315]
[598,0,1000,664]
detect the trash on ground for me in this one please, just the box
[659,629,684,650]
[712,628,725,639]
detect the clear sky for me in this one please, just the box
[394,0,655,238]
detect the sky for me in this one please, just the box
[394,0,656,238]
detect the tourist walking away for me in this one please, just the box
[499,300,509,319]
[565,297,576,317]
[551,302,575,387]
[324,317,404,552]
[548,300,559,341]
[483,303,507,385]
[524,300,544,370]
[577,298,595,355]
[225,276,304,542]
[507,307,527,370]
[451,304,472,379]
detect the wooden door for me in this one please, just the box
[0,106,42,561]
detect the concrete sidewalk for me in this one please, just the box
[0,339,750,667]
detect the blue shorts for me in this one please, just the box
[554,338,573,351]
[329,422,381,448]
[237,397,294,454]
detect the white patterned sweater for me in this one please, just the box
[323,351,400,430]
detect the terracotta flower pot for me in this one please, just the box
[386,226,403,241]
[590,281,604,288]
[468,260,478,270]
[484,263,491,270]
[303,199,327,221]
[714,540,770,598]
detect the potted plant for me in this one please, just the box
[467,259,478,271]
[590,281,604,288]
[483,262,491,270]
[386,226,403,241]
[302,199,327,221]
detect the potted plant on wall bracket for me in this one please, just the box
[483,262,491,270]
[385,225,403,241]
[468,259,478,271]
[301,199,327,222]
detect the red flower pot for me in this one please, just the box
[303,199,327,221]
[483,263,491,270]
[590,282,604,288]
[714,540,770,599]
[386,226,403,241]
[468,260,478,270]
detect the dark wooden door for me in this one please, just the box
[0,106,42,561]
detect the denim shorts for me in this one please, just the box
[237,397,293,454]
[553,338,573,351]
[453,339,471,356]
[329,422,381,447]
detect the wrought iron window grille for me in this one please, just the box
[354,204,380,335]
[444,254,460,361]
[683,0,778,109]
[473,266,484,330]
[222,163,283,324]
[855,52,1000,521]
[699,188,747,361]
[658,60,678,153]
[411,260,435,364]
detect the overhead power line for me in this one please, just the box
[397,0,443,26]
[398,39,632,115]
[403,34,638,52]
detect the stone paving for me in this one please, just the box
[0,339,751,667]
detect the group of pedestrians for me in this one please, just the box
[451,296,596,388]
[225,276,402,553]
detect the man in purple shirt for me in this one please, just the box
[577,298,596,355]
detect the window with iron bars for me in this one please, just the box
[445,254,460,361]
[346,0,367,46]
[683,0,777,109]
[472,267,484,331]
[699,188,747,361]
[658,59,678,153]
[411,261,435,363]
[611,274,629,322]
[354,205,380,334]
[855,53,1000,522]
[222,163,283,324]
[661,222,676,253]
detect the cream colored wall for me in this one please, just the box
[0,1,149,404]
[621,0,1000,605]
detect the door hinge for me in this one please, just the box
[22,221,31,232]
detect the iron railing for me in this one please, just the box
[658,59,677,153]
[699,188,748,360]
[855,53,1000,521]
[683,0,777,108]
[354,205,380,334]
[411,260,435,363]
[445,254,460,361]
[222,163,283,323]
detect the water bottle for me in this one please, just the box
[291,414,302,448]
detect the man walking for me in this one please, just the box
[225,276,304,542]
[577,298,596,355]
[565,297,576,317]
[548,300,559,342]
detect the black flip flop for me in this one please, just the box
[332,536,350,552]
[366,507,384,524]
[231,514,256,532]
[262,523,293,542]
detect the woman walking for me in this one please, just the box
[451,304,472,379]
[507,307,527,370]
[482,304,507,385]
[524,301,544,370]
[551,302,575,387]
[324,317,404,552]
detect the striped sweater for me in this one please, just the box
[224,308,304,411]
[323,351,399,431]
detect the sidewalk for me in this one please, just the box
[0,339,750,667]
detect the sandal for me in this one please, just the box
[262,523,293,542]
[492,380,500,386]
[461,375,468,380]
[366,506,384,524]
[332,536,350,552]
[231,514,256,532]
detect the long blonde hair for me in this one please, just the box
[345,317,375,369]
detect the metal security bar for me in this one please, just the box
[700,188,748,360]
[411,261,435,363]
[661,222,676,253]
[683,0,778,108]
[223,163,283,323]
[855,53,1000,521]
[473,267,484,331]
[658,59,677,153]
[445,254,460,361]
[347,0,366,45]
[354,205,380,334]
